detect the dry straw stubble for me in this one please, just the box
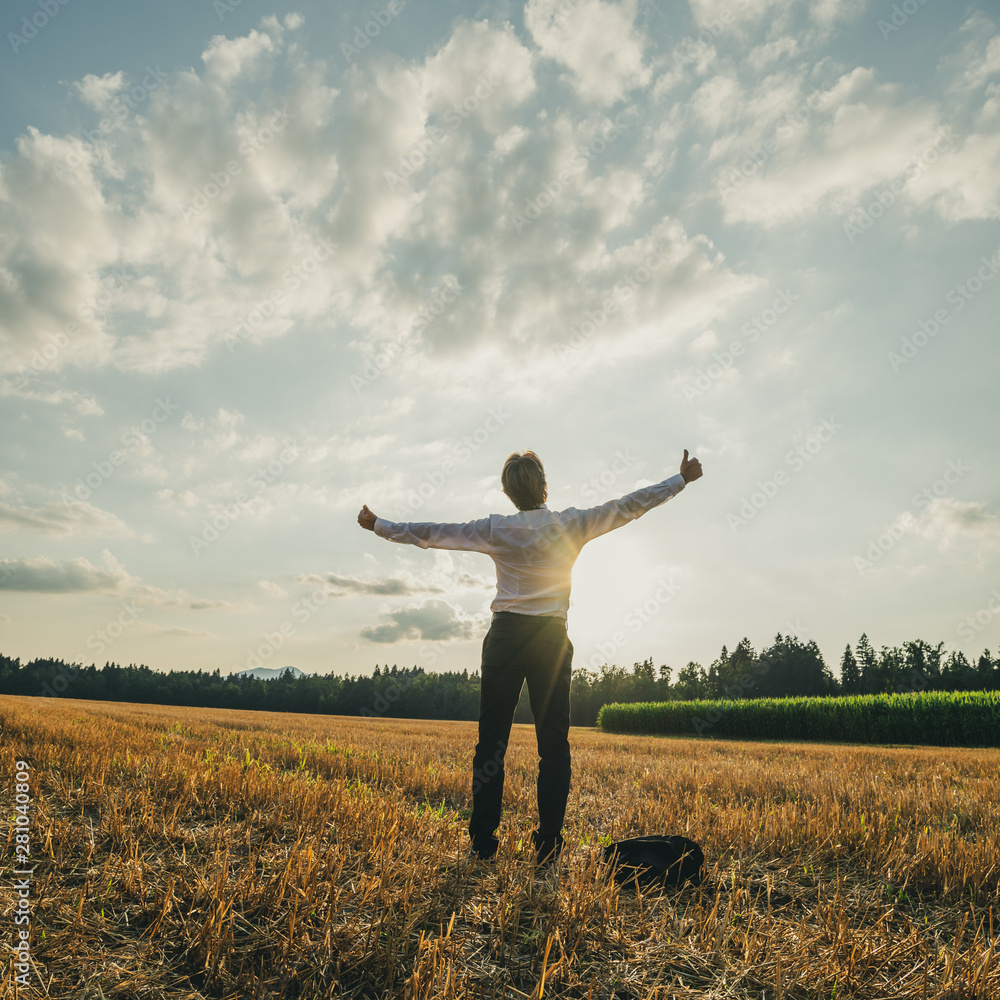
[1,695,998,998]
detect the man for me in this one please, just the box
[357,447,703,870]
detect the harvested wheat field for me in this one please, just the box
[1,694,998,999]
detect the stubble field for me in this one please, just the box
[1,694,998,999]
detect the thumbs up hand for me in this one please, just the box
[680,449,703,484]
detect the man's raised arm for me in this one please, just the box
[574,448,702,544]
[357,504,492,552]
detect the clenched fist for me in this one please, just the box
[357,504,377,531]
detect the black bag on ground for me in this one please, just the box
[602,835,704,889]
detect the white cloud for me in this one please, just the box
[943,15,1000,92]
[73,71,127,110]
[333,435,394,462]
[0,17,343,378]
[0,549,236,611]
[904,131,1000,222]
[691,71,745,133]
[201,28,276,86]
[0,550,133,593]
[714,68,950,226]
[422,20,536,127]
[152,410,304,513]
[156,488,200,508]
[0,499,137,539]
[298,570,446,596]
[0,381,104,415]
[808,0,867,29]
[0,127,123,372]
[142,624,216,638]
[525,0,651,105]
[359,599,487,643]
[296,561,492,597]
[909,499,1000,552]
[688,0,784,26]
[688,0,864,32]
[968,33,1000,89]
[747,35,800,71]
[0,12,759,391]
[186,598,237,611]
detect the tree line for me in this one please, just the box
[1,633,998,727]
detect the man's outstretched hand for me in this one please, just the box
[680,449,703,484]
[358,504,377,531]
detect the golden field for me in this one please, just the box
[1,693,998,999]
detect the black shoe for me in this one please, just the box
[531,830,564,870]
[533,853,556,874]
[469,845,497,864]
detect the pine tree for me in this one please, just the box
[706,645,729,699]
[840,643,860,693]
[976,650,993,687]
[856,633,876,692]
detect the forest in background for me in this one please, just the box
[3,633,999,727]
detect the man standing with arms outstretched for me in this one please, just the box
[358,448,703,870]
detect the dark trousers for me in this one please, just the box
[468,611,573,857]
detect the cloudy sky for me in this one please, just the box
[1,0,998,684]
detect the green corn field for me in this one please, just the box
[597,690,1000,745]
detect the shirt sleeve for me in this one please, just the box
[373,516,492,552]
[574,473,687,544]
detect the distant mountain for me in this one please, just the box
[227,665,307,681]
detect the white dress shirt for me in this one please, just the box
[373,472,687,621]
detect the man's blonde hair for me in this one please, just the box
[501,451,547,511]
